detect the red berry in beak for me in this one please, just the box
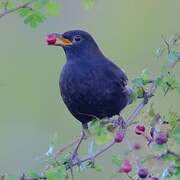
[134,124,145,135]
[47,34,56,45]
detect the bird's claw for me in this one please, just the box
[115,115,127,129]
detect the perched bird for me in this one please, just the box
[47,30,132,129]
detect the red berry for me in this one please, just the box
[151,176,159,180]
[154,131,168,145]
[119,160,132,173]
[138,168,148,178]
[133,143,141,150]
[114,131,124,143]
[47,34,56,45]
[135,125,145,135]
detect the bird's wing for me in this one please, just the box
[103,58,128,87]
[102,59,133,105]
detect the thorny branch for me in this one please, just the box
[19,44,180,179]
[0,0,36,18]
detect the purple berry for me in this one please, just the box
[151,176,159,180]
[154,131,168,145]
[119,160,132,173]
[114,131,124,143]
[135,125,145,135]
[138,168,148,178]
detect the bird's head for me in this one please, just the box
[47,30,102,59]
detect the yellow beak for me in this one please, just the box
[55,35,73,46]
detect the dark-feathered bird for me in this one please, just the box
[47,30,132,129]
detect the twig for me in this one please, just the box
[69,140,116,169]
[167,149,180,158]
[70,131,85,163]
[53,136,81,159]
[4,1,8,11]
[127,56,178,125]
[14,47,179,179]
[141,147,180,164]
[0,0,36,18]
[20,174,47,180]
[161,35,170,54]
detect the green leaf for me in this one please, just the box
[170,123,180,145]
[141,69,151,82]
[110,173,119,180]
[175,158,180,166]
[59,153,71,164]
[95,131,112,145]
[29,20,37,28]
[27,172,39,180]
[112,155,122,166]
[175,87,180,93]
[33,0,49,10]
[45,2,60,16]
[133,87,144,97]
[45,166,66,180]
[39,0,49,6]
[17,8,32,17]
[7,0,15,9]
[156,70,180,94]
[132,77,144,87]
[168,51,179,63]
[147,103,156,117]
[155,77,164,87]
[171,167,180,180]
[166,111,179,128]
[24,14,34,24]
[22,10,46,28]
[132,69,152,87]
[33,11,46,22]
[94,164,103,172]
[5,176,19,180]
[161,153,179,163]
[106,124,116,133]
[149,142,167,156]
[82,0,95,10]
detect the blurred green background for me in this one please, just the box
[0,0,179,179]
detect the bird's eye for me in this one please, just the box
[73,35,82,42]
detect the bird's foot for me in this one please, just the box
[116,115,127,129]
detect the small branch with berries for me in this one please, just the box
[10,36,180,180]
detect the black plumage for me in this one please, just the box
[47,30,132,129]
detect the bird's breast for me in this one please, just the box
[59,62,104,102]
[59,61,128,119]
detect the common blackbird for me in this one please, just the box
[47,30,132,129]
